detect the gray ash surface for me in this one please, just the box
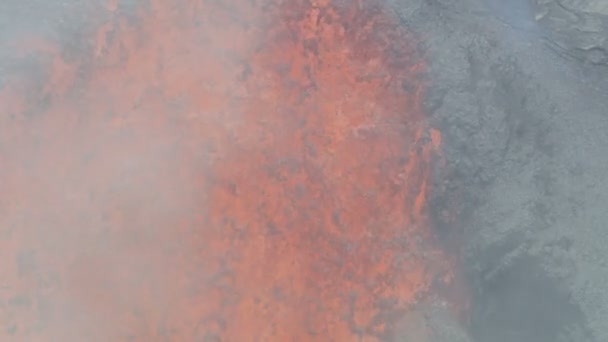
[393,0,608,340]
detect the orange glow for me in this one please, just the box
[0,0,457,340]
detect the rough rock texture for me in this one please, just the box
[533,0,608,64]
[394,0,608,340]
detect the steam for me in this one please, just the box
[1,0,453,340]
[0,1,244,340]
[0,91,204,341]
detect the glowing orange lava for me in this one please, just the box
[0,0,455,341]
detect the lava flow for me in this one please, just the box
[0,0,458,341]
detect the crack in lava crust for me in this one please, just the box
[0,0,456,341]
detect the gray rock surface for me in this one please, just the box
[394,0,608,340]
[533,0,608,64]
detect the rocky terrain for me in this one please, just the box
[395,0,608,340]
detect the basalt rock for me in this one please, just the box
[534,0,608,65]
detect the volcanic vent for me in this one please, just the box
[0,0,457,340]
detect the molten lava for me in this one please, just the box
[0,0,455,341]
